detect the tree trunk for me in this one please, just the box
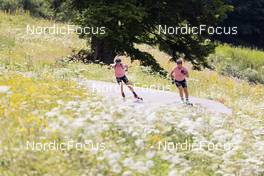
[91,36,115,64]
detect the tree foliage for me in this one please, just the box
[68,0,231,72]
[215,0,264,49]
[0,0,233,72]
[0,0,52,17]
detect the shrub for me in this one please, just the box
[211,45,264,84]
[0,0,20,12]
[0,0,52,18]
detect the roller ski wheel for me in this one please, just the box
[137,97,143,101]
[134,95,143,101]
[185,101,193,106]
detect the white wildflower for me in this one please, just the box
[160,153,171,161]
[110,152,121,161]
[71,118,85,128]
[90,147,99,155]
[111,163,122,173]
[170,155,182,165]
[194,117,207,132]
[97,156,105,161]
[177,117,195,134]
[122,171,132,176]
[108,159,117,165]
[252,128,264,137]
[146,160,154,168]
[210,116,226,128]
[0,86,10,94]
[212,129,232,143]
[168,170,179,176]
[32,110,39,115]
[179,166,192,175]
[257,103,264,110]
[231,129,244,145]
[222,148,239,161]
[58,115,69,125]
[146,112,157,122]
[132,132,139,137]
[133,161,148,173]
[123,157,134,167]
[103,150,111,158]
[56,100,64,105]
[45,111,58,118]
[135,139,144,149]
[23,72,33,78]
[253,141,264,153]
[146,151,156,159]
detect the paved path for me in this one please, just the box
[78,79,232,115]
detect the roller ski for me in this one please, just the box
[134,94,143,101]
[180,98,193,106]
[183,98,193,106]
[185,100,193,106]
[135,96,143,101]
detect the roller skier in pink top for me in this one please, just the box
[170,58,192,105]
[110,56,143,100]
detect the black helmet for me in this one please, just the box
[176,59,183,64]
[115,58,121,63]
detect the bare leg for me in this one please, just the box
[183,87,189,100]
[127,83,140,99]
[120,82,125,97]
[178,86,184,101]
[127,84,135,92]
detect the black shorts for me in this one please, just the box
[116,75,129,85]
[175,79,187,88]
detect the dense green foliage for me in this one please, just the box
[1,11,264,176]
[0,0,70,20]
[66,0,231,71]
[215,0,264,49]
[0,0,51,17]
[0,0,262,79]
[210,45,264,84]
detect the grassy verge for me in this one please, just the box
[1,11,264,176]
[210,44,264,84]
[0,71,99,175]
[0,11,86,65]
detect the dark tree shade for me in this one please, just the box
[214,0,264,49]
[66,0,231,72]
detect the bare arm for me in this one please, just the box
[184,68,189,78]
[170,67,175,79]
[124,64,128,71]
[108,63,115,69]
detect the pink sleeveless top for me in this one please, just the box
[114,63,128,78]
[172,66,188,81]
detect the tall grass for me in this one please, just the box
[1,11,264,176]
[211,44,264,84]
[0,11,87,67]
[216,45,264,69]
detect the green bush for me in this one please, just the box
[211,45,264,84]
[0,0,52,18]
[0,0,20,12]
